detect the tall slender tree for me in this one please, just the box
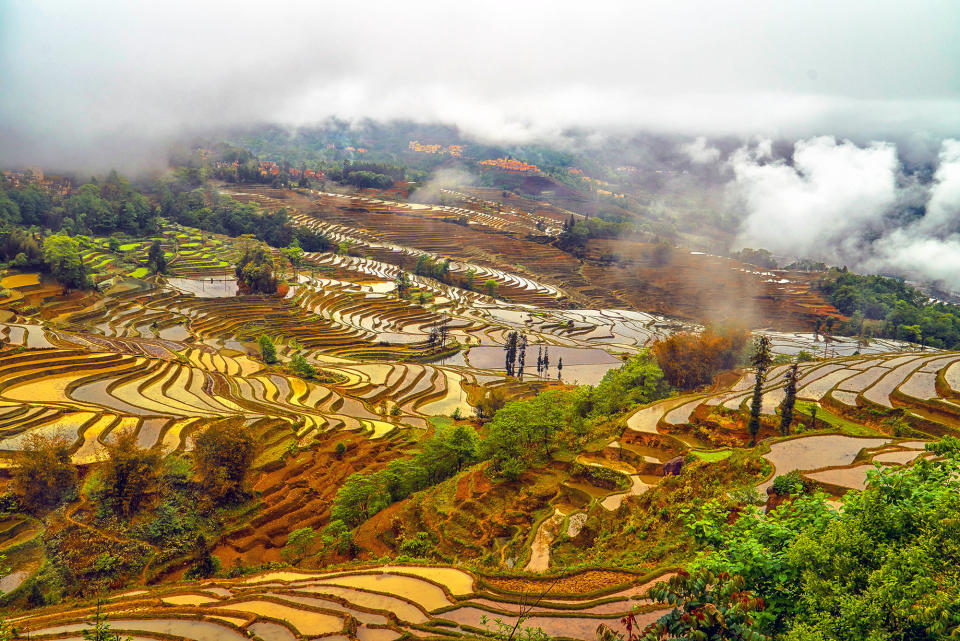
[747,335,773,445]
[543,346,550,375]
[517,334,527,379]
[779,362,799,436]
[536,346,543,376]
[504,331,519,377]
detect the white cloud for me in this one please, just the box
[680,137,721,164]
[731,137,899,261]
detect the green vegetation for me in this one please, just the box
[486,352,670,478]
[330,423,480,526]
[671,439,960,640]
[556,214,632,255]
[819,269,960,348]
[235,243,278,294]
[42,234,89,289]
[258,335,277,363]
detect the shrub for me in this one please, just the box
[281,527,318,564]
[96,431,162,518]
[652,325,749,390]
[193,420,257,503]
[259,335,277,364]
[321,520,353,556]
[12,434,77,513]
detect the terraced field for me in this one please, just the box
[8,564,671,641]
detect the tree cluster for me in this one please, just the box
[330,424,480,527]
[651,325,749,390]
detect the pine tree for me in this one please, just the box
[543,347,550,374]
[503,331,519,376]
[557,357,563,380]
[747,335,773,445]
[536,346,543,376]
[517,334,527,379]
[779,362,799,436]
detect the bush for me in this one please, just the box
[96,431,162,518]
[193,420,257,503]
[12,434,77,513]
[281,527,318,564]
[259,335,277,364]
[652,325,749,390]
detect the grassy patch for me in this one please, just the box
[117,243,142,251]
[795,401,879,436]
[691,449,732,462]
[129,267,150,278]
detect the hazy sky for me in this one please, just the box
[1,0,958,169]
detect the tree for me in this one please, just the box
[652,326,749,390]
[283,242,304,279]
[635,570,770,641]
[235,243,278,294]
[289,353,316,378]
[747,336,773,445]
[83,599,130,641]
[98,431,162,518]
[42,233,88,289]
[259,335,277,364]
[517,334,527,379]
[12,434,77,513]
[193,420,257,503]
[779,363,799,436]
[504,331,519,376]
[484,390,571,478]
[557,357,563,380]
[485,278,498,298]
[446,424,480,472]
[281,527,318,564]
[147,240,167,274]
[321,520,353,556]
[394,270,410,298]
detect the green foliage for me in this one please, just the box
[288,353,316,378]
[483,389,573,478]
[748,336,773,444]
[95,431,162,519]
[334,442,347,459]
[321,520,353,555]
[732,247,778,269]
[330,424,481,526]
[82,600,130,641]
[398,531,433,558]
[42,233,89,289]
[569,462,630,490]
[259,335,277,363]
[235,243,278,294]
[638,570,770,641]
[485,278,498,298]
[770,471,809,496]
[281,527,318,564]
[146,239,167,274]
[779,363,799,436]
[818,269,960,349]
[680,439,960,639]
[414,254,451,282]
[485,352,671,479]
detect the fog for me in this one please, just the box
[2,1,959,287]
[1,0,958,170]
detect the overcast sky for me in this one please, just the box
[1,0,958,169]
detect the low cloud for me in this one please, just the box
[730,137,960,290]
[1,1,959,171]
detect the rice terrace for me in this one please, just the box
[2,3,960,641]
